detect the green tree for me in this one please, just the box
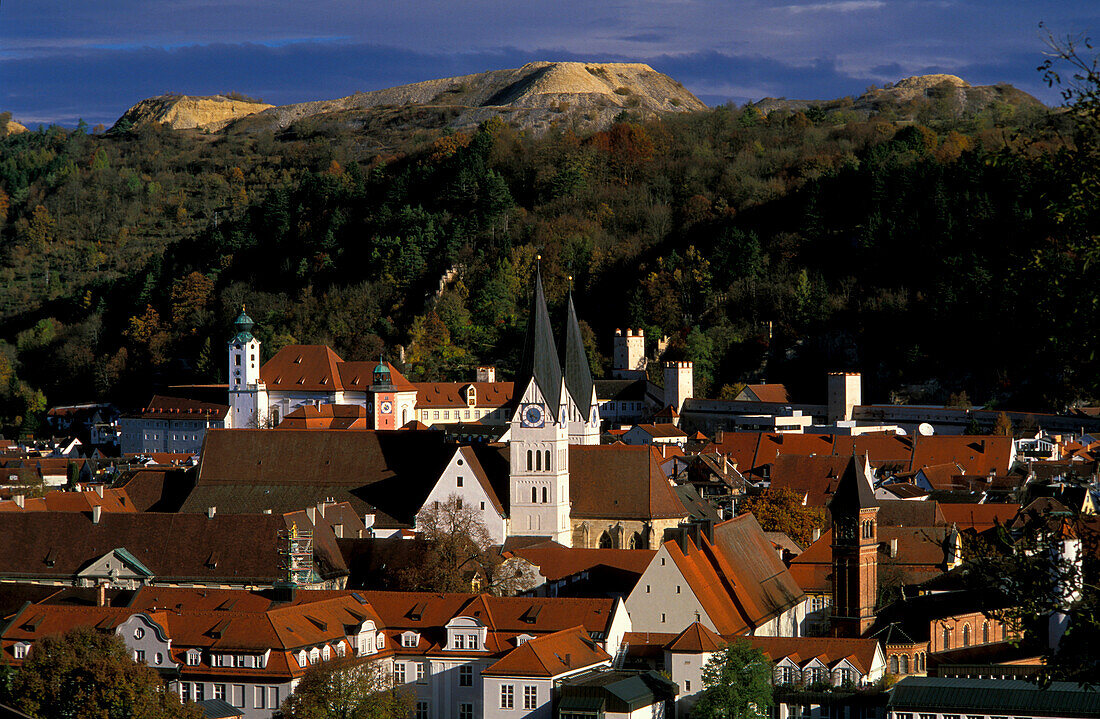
[279,656,412,719]
[694,640,774,719]
[739,488,826,548]
[4,626,201,719]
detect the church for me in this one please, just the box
[218,268,689,549]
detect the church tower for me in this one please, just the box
[509,266,572,545]
[560,284,601,445]
[829,455,879,637]
[227,307,267,428]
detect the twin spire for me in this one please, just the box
[513,263,594,421]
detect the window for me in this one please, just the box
[943,626,952,650]
[456,498,462,510]
[839,668,854,685]
[542,486,548,503]
[135,650,145,663]
[889,656,898,674]
[13,644,27,660]
[402,633,419,648]
[416,663,427,683]
[685,680,691,691]
[500,684,515,709]
[532,487,538,503]
[134,627,145,639]
[898,655,908,674]
[180,682,191,702]
[920,714,936,719]
[545,450,551,470]
[469,633,480,650]
[416,701,429,719]
[213,684,226,701]
[457,475,463,487]
[233,685,244,708]
[195,683,205,701]
[154,652,163,665]
[524,685,537,709]
[459,704,474,719]
[322,645,331,661]
[255,686,266,709]
[268,688,279,707]
[480,502,485,510]
[963,624,972,647]
[646,584,650,593]
[394,662,406,683]
[536,451,542,471]
[237,655,246,667]
[660,613,666,623]
[983,621,990,644]
[454,634,466,650]
[459,665,473,686]
[527,450,532,471]
[676,585,681,594]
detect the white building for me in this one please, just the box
[119,395,228,455]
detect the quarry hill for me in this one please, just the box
[751,74,1044,119]
[114,62,706,138]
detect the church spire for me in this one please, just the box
[514,261,563,420]
[561,281,594,419]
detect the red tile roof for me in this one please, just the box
[277,404,369,430]
[136,395,228,420]
[513,546,656,582]
[482,625,610,677]
[569,445,688,520]
[413,382,514,409]
[741,384,790,403]
[788,526,952,593]
[262,345,346,392]
[666,621,725,652]
[939,503,1020,532]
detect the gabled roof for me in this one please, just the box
[568,445,688,520]
[630,424,687,439]
[514,268,563,419]
[261,345,345,392]
[561,290,595,417]
[135,395,228,420]
[738,384,790,403]
[513,545,656,582]
[482,625,610,677]
[276,404,369,430]
[939,503,1020,532]
[413,382,514,409]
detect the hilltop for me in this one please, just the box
[752,74,1044,119]
[116,62,705,141]
[0,114,27,136]
[112,94,274,132]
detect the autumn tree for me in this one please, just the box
[3,626,201,719]
[739,488,826,547]
[693,640,774,719]
[279,656,412,719]
[169,271,215,335]
[993,411,1013,436]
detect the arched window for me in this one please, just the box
[531,487,538,504]
[943,626,951,650]
[918,652,925,672]
[598,532,613,549]
[889,656,898,674]
[545,450,551,470]
[542,487,548,503]
[402,408,408,426]
[536,451,542,471]
[963,624,971,647]
[526,450,532,471]
[898,655,908,674]
[982,621,990,644]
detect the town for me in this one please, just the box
[1,265,1098,719]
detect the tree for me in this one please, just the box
[279,656,412,719]
[693,640,774,719]
[4,626,201,719]
[739,488,826,548]
[993,411,1013,436]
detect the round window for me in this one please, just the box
[133,627,145,640]
[154,653,163,665]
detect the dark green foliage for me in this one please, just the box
[0,84,1093,429]
[694,640,774,719]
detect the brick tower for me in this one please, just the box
[829,454,879,637]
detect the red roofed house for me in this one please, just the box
[625,513,808,637]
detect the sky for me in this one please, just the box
[2,1,1098,127]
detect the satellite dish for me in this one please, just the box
[917,422,935,436]
[894,427,907,435]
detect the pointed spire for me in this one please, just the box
[561,282,594,418]
[515,262,563,420]
[828,454,878,516]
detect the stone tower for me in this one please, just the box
[829,455,879,637]
[827,372,862,424]
[561,288,601,445]
[508,267,572,545]
[663,361,693,414]
[612,328,646,379]
[227,307,267,428]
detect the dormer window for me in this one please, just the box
[377,632,385,649]
[401,632,419,648]
[309,647,320,665]
[297,650,308,667]
[322,645,331,661]
[13,642,29,660]
[186,649,201,666]
[515,634,535,646]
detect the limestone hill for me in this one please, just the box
[751,74,1044,120]
[117,62,704,142]
[113,95,274,132]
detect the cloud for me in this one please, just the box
[785,1,884,14]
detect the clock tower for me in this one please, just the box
[829,454,879,637]
[509,265,572,545]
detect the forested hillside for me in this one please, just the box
[0,78,1093,436]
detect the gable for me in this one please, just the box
[77,548,155,579]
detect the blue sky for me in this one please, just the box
[2,1,1097,127]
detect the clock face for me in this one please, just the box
[380,401,393,414]
[522,403,545,428]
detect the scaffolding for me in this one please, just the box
[278,522,314,586]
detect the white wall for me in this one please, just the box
[418,447,508,544]
[625,545,713,634]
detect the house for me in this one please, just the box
[510,543,656,598]
[119,395,229,455]
[735,384,790,403]
[621,423,688,447]
[556,668,677,718]
[625,513,807,636]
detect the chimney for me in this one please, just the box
[316,501,326,520]
[94,484,104,498]
[206,506,216,519]
[96,583,107,607]
[92,505,102,524]
[565,653,572,666]
[333,523,344,538]
[812,527,821,543]
[306,507,317,525]
[890,538,898,557]
[364,513,376,530]
[13,494,24,509]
